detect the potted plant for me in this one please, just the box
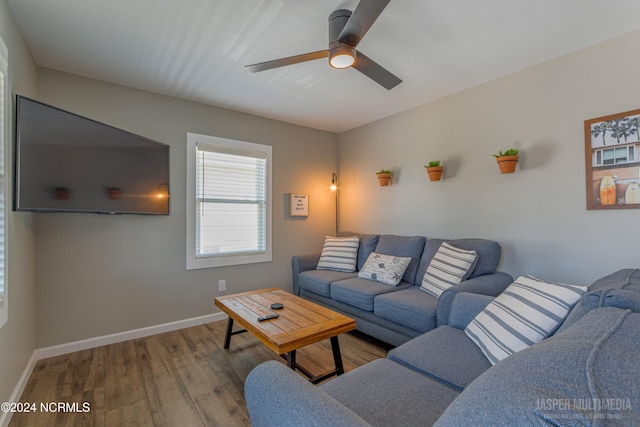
[376,169,392,186]
[493,148,519,174]
[424,161,443,181]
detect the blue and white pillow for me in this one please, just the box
[358,252,412,286]
[465,275,587,365]
[316,236,360,273]
[420,242,478,298]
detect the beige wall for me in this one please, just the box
[34,70,338,347]
[0,0,38,408]
[338,29,640,286]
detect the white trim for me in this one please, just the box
[0,35,8,330]
[36,312,227,359]
[0,353,38,427]
[0,311,226,427]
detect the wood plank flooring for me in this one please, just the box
[9,319,391,427]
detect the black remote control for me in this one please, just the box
[257,313,279,322]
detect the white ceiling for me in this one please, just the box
[7,0,640,133]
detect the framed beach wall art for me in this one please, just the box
[584,109,640,210]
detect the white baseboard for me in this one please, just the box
[1,312,227,427]
[0,352,38,427]
[36,312,227,360]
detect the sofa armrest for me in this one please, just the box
[245,361,372,427]
[436,272,513,326]
[292,254,321,295]
[446,293,494,330]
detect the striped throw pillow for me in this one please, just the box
[316,236,360,272]
[465,275,587,365]
[420,242,478,298]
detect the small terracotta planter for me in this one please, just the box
[496,155,518,174]
[426,166,443,181]
[376,172,391,186]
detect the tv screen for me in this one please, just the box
[13,95,170,215]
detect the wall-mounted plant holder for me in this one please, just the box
[493,149,519,174]
[376,169,392,186]
[108,187,122,200]
[425,161,443,181]
[55,187,69,200]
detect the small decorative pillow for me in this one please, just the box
[316,236,360,273]
[465,275,588,365]
[357,252,412,286]
[420,242,478,298]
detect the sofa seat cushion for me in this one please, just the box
[330,278,412,311]
[299,269,357,298]
[388,326,491,391]
[374,286,438,332]
[321,358,460,427]
[435,307,640,426]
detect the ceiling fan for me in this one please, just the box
[245,0,402,90]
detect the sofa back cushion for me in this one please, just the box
[374,235,426,284]
[556,268,640,333]
[435,307,640,426]
[338,232,380,271]
[415,238,501,285]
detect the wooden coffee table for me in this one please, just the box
[214,288,356,383]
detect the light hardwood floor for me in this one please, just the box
[9,319,390,426]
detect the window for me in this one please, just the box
[186,133,272,269]
[594,146,636,167]
[0,37,7,328]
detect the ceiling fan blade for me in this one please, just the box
[246,50,329,72]
[338,0,390,47]
[353,50,402,90]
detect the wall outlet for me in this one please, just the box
[218,279,226,292]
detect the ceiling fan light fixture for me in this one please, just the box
[329,45,355,69]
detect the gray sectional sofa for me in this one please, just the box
[292,233,513,346]
[246,269,640,426]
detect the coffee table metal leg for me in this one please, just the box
[223,318,234,349]
[287,336,346,384]
[286,350,296,369]
[223,317,247,349]
[330,335,345,376]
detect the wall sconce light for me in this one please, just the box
[331,172,339,235]
[330,172,338,191]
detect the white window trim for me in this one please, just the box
[186,132,272,270]
[0,36,8,329]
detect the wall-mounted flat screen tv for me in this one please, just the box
[14,95,170,215]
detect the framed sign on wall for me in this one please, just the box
[290,194,309,216]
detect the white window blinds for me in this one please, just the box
[195,144,267,257]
